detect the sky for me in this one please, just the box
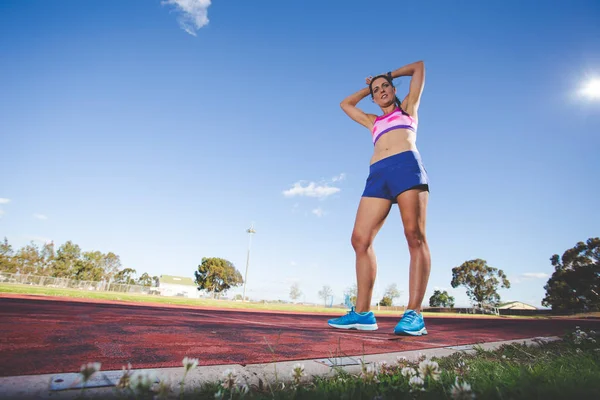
[1,0,599,308]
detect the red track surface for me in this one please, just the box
[1,294,598,377]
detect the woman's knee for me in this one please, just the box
[404,225,426,249]
[351,230,373,253]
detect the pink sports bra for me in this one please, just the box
[371,107,417,145]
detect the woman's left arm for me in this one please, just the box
[389,60,425,117]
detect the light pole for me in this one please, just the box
[242,223,256,302]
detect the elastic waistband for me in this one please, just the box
[369,150,422,172]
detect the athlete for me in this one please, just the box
[328,61,431,336]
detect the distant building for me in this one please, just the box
[158,275,199,298]
[498,301,537,310]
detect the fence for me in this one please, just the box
[0,272,154,295]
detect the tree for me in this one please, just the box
[102,252,122,282]
[542,237,600,312]
[0,237,17,273]
[429,290,455,308]
[114,268,137,285]
[343,284,357,306]
[39,241,55,276]
[73,251,105,281]
[318,285,333,306]
[379,283,402,306]
[289,282,302,302]
[194,257,243,298]
[51,241,82,278]
[137,272,153,287]
[451,259,510,307]
[14,242,43,275]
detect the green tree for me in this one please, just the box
[72,251,105,281]
[14,242,45,275]
[379,283,402,306]
[51,241,81,278]
[194,257,243,298]
[39,241,55,276]
[0,237,17,273]
[378,296,393,306]
[102,252,122,282]
[451,259,510,307]
[137,272,153,287]
[114,268,137,285]
[318,285,333,306]
[542,237,600,312]
[289,282,302,302]
[429,289,455,307]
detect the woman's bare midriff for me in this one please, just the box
[370,128,418,165]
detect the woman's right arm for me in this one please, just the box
[340,86,376,130]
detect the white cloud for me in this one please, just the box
[162,0,211,36]
[513,272,550,284]
[521,273,549,279]
[33,214,48,220]
[0,198,9,218]
[283,182,340,198]
[331,173,346,182]
[312,207,325,217]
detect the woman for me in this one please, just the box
[327,61,431,336]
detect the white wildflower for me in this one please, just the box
[360,361,379,383]
[451,377,475,399]
[396,356,408,365]
[291,363,305,385]
[182,357,199,372]
[409,375,425,387]
[221,369,238,390]
[238,383,249,394]
[418,359,441,381]
[455,360,469,376]
[401,367,416,377]
[80,362,101,383]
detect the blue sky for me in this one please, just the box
[1,0,599,307]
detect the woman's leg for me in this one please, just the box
[396,187,430,312]
[351,196,393,313]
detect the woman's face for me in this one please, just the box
[371,77,396,107]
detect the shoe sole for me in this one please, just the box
[328,323,378,331]
[394,328,428,336]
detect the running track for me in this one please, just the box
[1,295,598,377]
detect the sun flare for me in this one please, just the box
[580,78,600,99]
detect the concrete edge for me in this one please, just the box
[0,336,562,399]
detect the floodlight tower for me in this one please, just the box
[242,223,256,302]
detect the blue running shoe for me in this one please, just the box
[394,309,428,336]
[327,307,378,331]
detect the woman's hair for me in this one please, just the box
[368,74,407,114]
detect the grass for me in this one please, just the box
[0,283,545,319]
[80,327,599,399]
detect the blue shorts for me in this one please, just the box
[362,151,429,203]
